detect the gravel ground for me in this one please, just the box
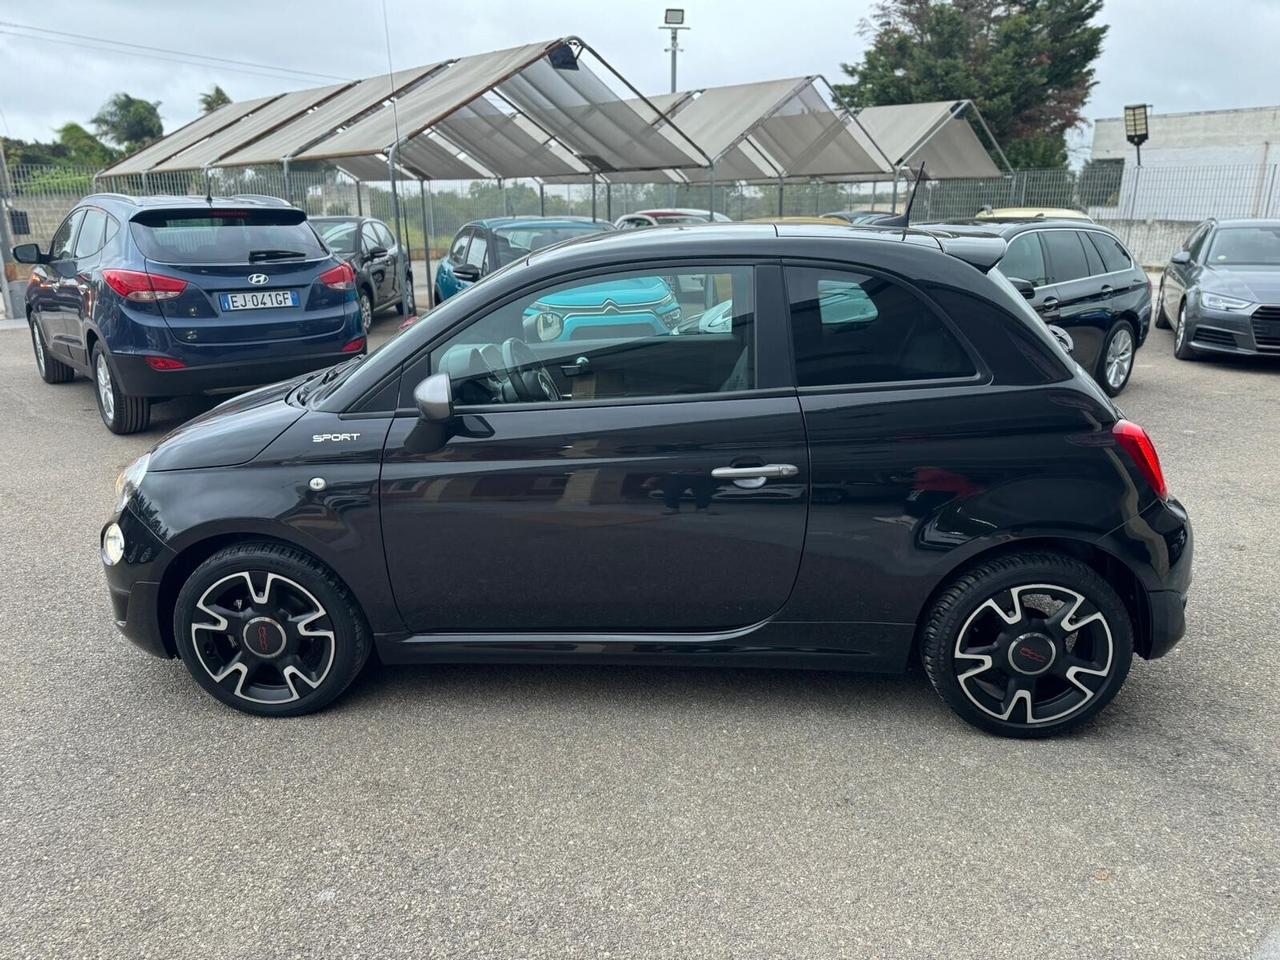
[0,314,1277,960]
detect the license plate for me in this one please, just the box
[220,290,299,311]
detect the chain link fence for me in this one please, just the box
[6,160,1280,292]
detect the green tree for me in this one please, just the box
[91,93,163,153]
[55,123,120,167]
[199,85,231,114]
[835,0,1106,169]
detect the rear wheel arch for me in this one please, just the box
[915,537,1151,658]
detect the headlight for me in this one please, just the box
[102,523,125,565]
[1202,292,1253,311]
[115,452,150,502]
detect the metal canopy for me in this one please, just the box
[852,101,1007,178]
[99,95,280,177]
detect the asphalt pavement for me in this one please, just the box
[0,314,1277,960]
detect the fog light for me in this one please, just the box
[103,523,125,565]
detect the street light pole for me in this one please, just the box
[660,9,689,209]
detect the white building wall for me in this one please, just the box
[1091,105,1280,166]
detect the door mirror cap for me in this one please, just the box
[366,245,388,259]
[1047,323,1074,353]
[414,373,453,422]
[1171,250,1192,265]
[1008,277,1037,300]
[11,242,44,264]
[452,263,481,283]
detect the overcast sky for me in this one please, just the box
[2,0,1277,155]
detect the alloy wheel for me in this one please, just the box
[1105,327,1134,390]
[953,583,1114,726]
[30,321,46,376]
[190,570,336,705]
[359,292,373,333]
[95,353,115,423]
[1176,304,1187,349]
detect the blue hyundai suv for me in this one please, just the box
[12,194,365,434]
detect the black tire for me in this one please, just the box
[1095,319,1136,397]
[1154,279,1170,329]
[358,289,374,334]
[920,551,1134,738]
[29,315,74,383]
[1173,302,1199,361]
[91,342,150,434]
[396,276,415,316]
[173,542,371,717]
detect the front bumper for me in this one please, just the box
[1187,304,1280,356]
[111,348,363,399]
[101,505,176,658]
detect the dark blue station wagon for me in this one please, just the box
[13,194,365,434]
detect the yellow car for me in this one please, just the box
[745,216,853,226]
[975,207,1093,222]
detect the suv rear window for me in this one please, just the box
[130,209,326,264]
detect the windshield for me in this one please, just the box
[491,223,610,266]
[130,208,327,264]
[315,220,358,254]
[1206,225,1280,266]
[652,214,707,225]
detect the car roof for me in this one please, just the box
[920,219,1115,238]
[466,216,608,230]
[1211,218,1280,228]
[310,215,371,223]
[976,207,1093,222]
[82,193,297,212]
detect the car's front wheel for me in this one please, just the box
[920,551,1134,738]
[91,343,150,434]
[397,277,415,316]
[1154,279,1170,329]
[173,542,371,716]
[30,313,74,383]
[1174,302,1199,360]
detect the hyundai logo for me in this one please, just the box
[247,273,269,285]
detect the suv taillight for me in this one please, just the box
[319,262,356,291]
[103,269,187,302]
[1113,419,1168,500]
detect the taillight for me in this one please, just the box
[319,262,357,291]
[103,269,187,302]
[341,336,366,353]
[144,356,187,371]
[1113,419,1168,500]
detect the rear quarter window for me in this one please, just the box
[129,209,326,264]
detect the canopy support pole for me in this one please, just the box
[708,164,715,217]
[356,180,363,216]
[891,169,901,213]
[418,179,431,314]
[591,176,597,222]
[539,183,546,216]
[425,181,437,307]
[778,177,784,217]
[282,159,291,206]
[387,144,410,319]
[606,182,612,221]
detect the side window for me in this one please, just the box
[1042,230,1090,284]
[1187,225,1211,260]
[1078,229,1106,276]
[73,208,108,260]
[785,266,975,387]
[1000,234,1048,286]
[361,222,381,253]
[449,230,470,264]
[48,209,85,262]
[429,266,755,405]
[465,232,489,270]
[1087,232,1133,273]
[374,222,396,249]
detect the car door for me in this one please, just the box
[1040,228,1107,371]
[1165,222,1209,322]
[436,228,471,300]
[36,208,86,357]
[374,221,402,304]
[361,221,392,306]
[378,261,809,633]
[1085,230,1149,341]
[68,206,110,363]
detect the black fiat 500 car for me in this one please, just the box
[101,224,1192,737]
[922,219,1150,396]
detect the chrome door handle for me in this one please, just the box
[712,463,799,480]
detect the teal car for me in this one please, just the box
[523,275,681,342]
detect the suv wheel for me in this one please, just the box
[920,551,1134,738]
[1097,320,1135,396]
[92,343,150,434]
[397,279,416,316]
[1174,302,1199,360]
[30,315,74,383]
[174,542,371,717]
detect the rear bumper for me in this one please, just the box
[111,348,362,398]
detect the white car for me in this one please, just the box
[614,208,733,229]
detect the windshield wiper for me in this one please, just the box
[249,249,307,262]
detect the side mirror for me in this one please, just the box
[366,245,388,259]
[1009,277,1037,300]
[1047,323,1074,353]
[452,263,481,283]
[413,372,453,422]
[11,242,44,264]
[1171,250,1192,265]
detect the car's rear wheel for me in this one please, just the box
[920,551,1134,738]
[1154,279,1170,329]
[358,289,374,334]
[91,343,150,434]
[174,542,371,717]
[30,314,74,383]
[1097,320,1136,396]
[1174,302,1199,360]
[397,278,415,316]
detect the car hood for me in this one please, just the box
[147,376,308,471]
[1202,265,1280,304]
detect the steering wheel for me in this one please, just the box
[500,337,560,402]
